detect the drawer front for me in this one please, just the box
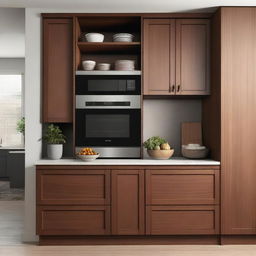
[37,169,110,205]
[146,205,219,235]
[146,169,219,205]
[37,206,110,235]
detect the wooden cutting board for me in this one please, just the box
[181,122,202,146]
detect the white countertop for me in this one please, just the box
[0,146,24,150]
[36,157,220,166]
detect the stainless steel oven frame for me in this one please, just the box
[75,95,141,158]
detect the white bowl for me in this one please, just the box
[96,63,111,71]
[82,60,96,71]
[182,146,209,159]
[78,154,100,162]
[85,33,104,42]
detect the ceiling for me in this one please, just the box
[0,0,255,12]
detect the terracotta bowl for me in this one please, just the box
[147,149,174,160]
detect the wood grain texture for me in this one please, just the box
[37,205,111,235]
[146,205,219,235]
[146,169,219,205]
[37,169,110,205]
[221,7,256,235]
[143,19,175,95]
[181,122,202,146]
[202,9,221,161]
[176,19,210,95]
[111,170,145,235]
[43,18,73,123]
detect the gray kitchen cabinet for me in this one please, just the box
[0,150,7,177]
[7,151,25,188]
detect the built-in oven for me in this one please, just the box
[75,75,141,158]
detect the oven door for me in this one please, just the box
[75,109,141,147]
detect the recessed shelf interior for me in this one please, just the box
[75,16,141,70]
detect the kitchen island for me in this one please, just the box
[36,158,220,245]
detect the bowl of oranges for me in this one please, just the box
[77,148,100,162]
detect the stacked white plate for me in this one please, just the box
[115,60,135,71]
[113,33,134,42]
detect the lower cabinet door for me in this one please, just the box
[37,206,110,235]
[111,170,145,235]
[146,205,219,235]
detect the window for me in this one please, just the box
[0,75,23,146]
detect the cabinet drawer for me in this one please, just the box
[146,169,219,205]
[37,169,110,205]
[37,206,110,235]
[146,205,219,235]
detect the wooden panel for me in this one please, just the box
[221,7,256,234]
[176,19,210,95]
[202,9,221,161]
[181,122,202,145]
[146,205,219,235]
[111,170,145,235]
[43,18,73,122]
[143,19,175,95]
[37,169,110,205]
[37,206,110,235]
[146,169,219,205]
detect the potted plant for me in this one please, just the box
[143,136,174,160]
[17,117,25,145]
[42,124,66,160]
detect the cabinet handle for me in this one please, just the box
[177,85,181,92]
[169,85,175,93]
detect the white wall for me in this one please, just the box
[143,99,201,157]
[0,58,25,74]
[0,8,25,58]
[24,8,42,242]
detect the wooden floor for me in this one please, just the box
[2,244,256,256]
[0,201,24,245]
[2,201,256,255]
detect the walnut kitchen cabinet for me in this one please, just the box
[143,19,210,96]
[143,19,175,95]
[43,18,73,123]
[145,169,220,235]
[36,164,220,244]
[111,169,145,235]
[218,7,256,237]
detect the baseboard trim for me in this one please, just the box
[39,235,220,246]
[221,235,256,245]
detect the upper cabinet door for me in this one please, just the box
[143,19,175,95]
[43,18,73,123]
[176,19,210,95]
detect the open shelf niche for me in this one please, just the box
[75,16,142,72]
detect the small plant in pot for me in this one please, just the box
[42,124,66,160]
[143,136,174,160]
